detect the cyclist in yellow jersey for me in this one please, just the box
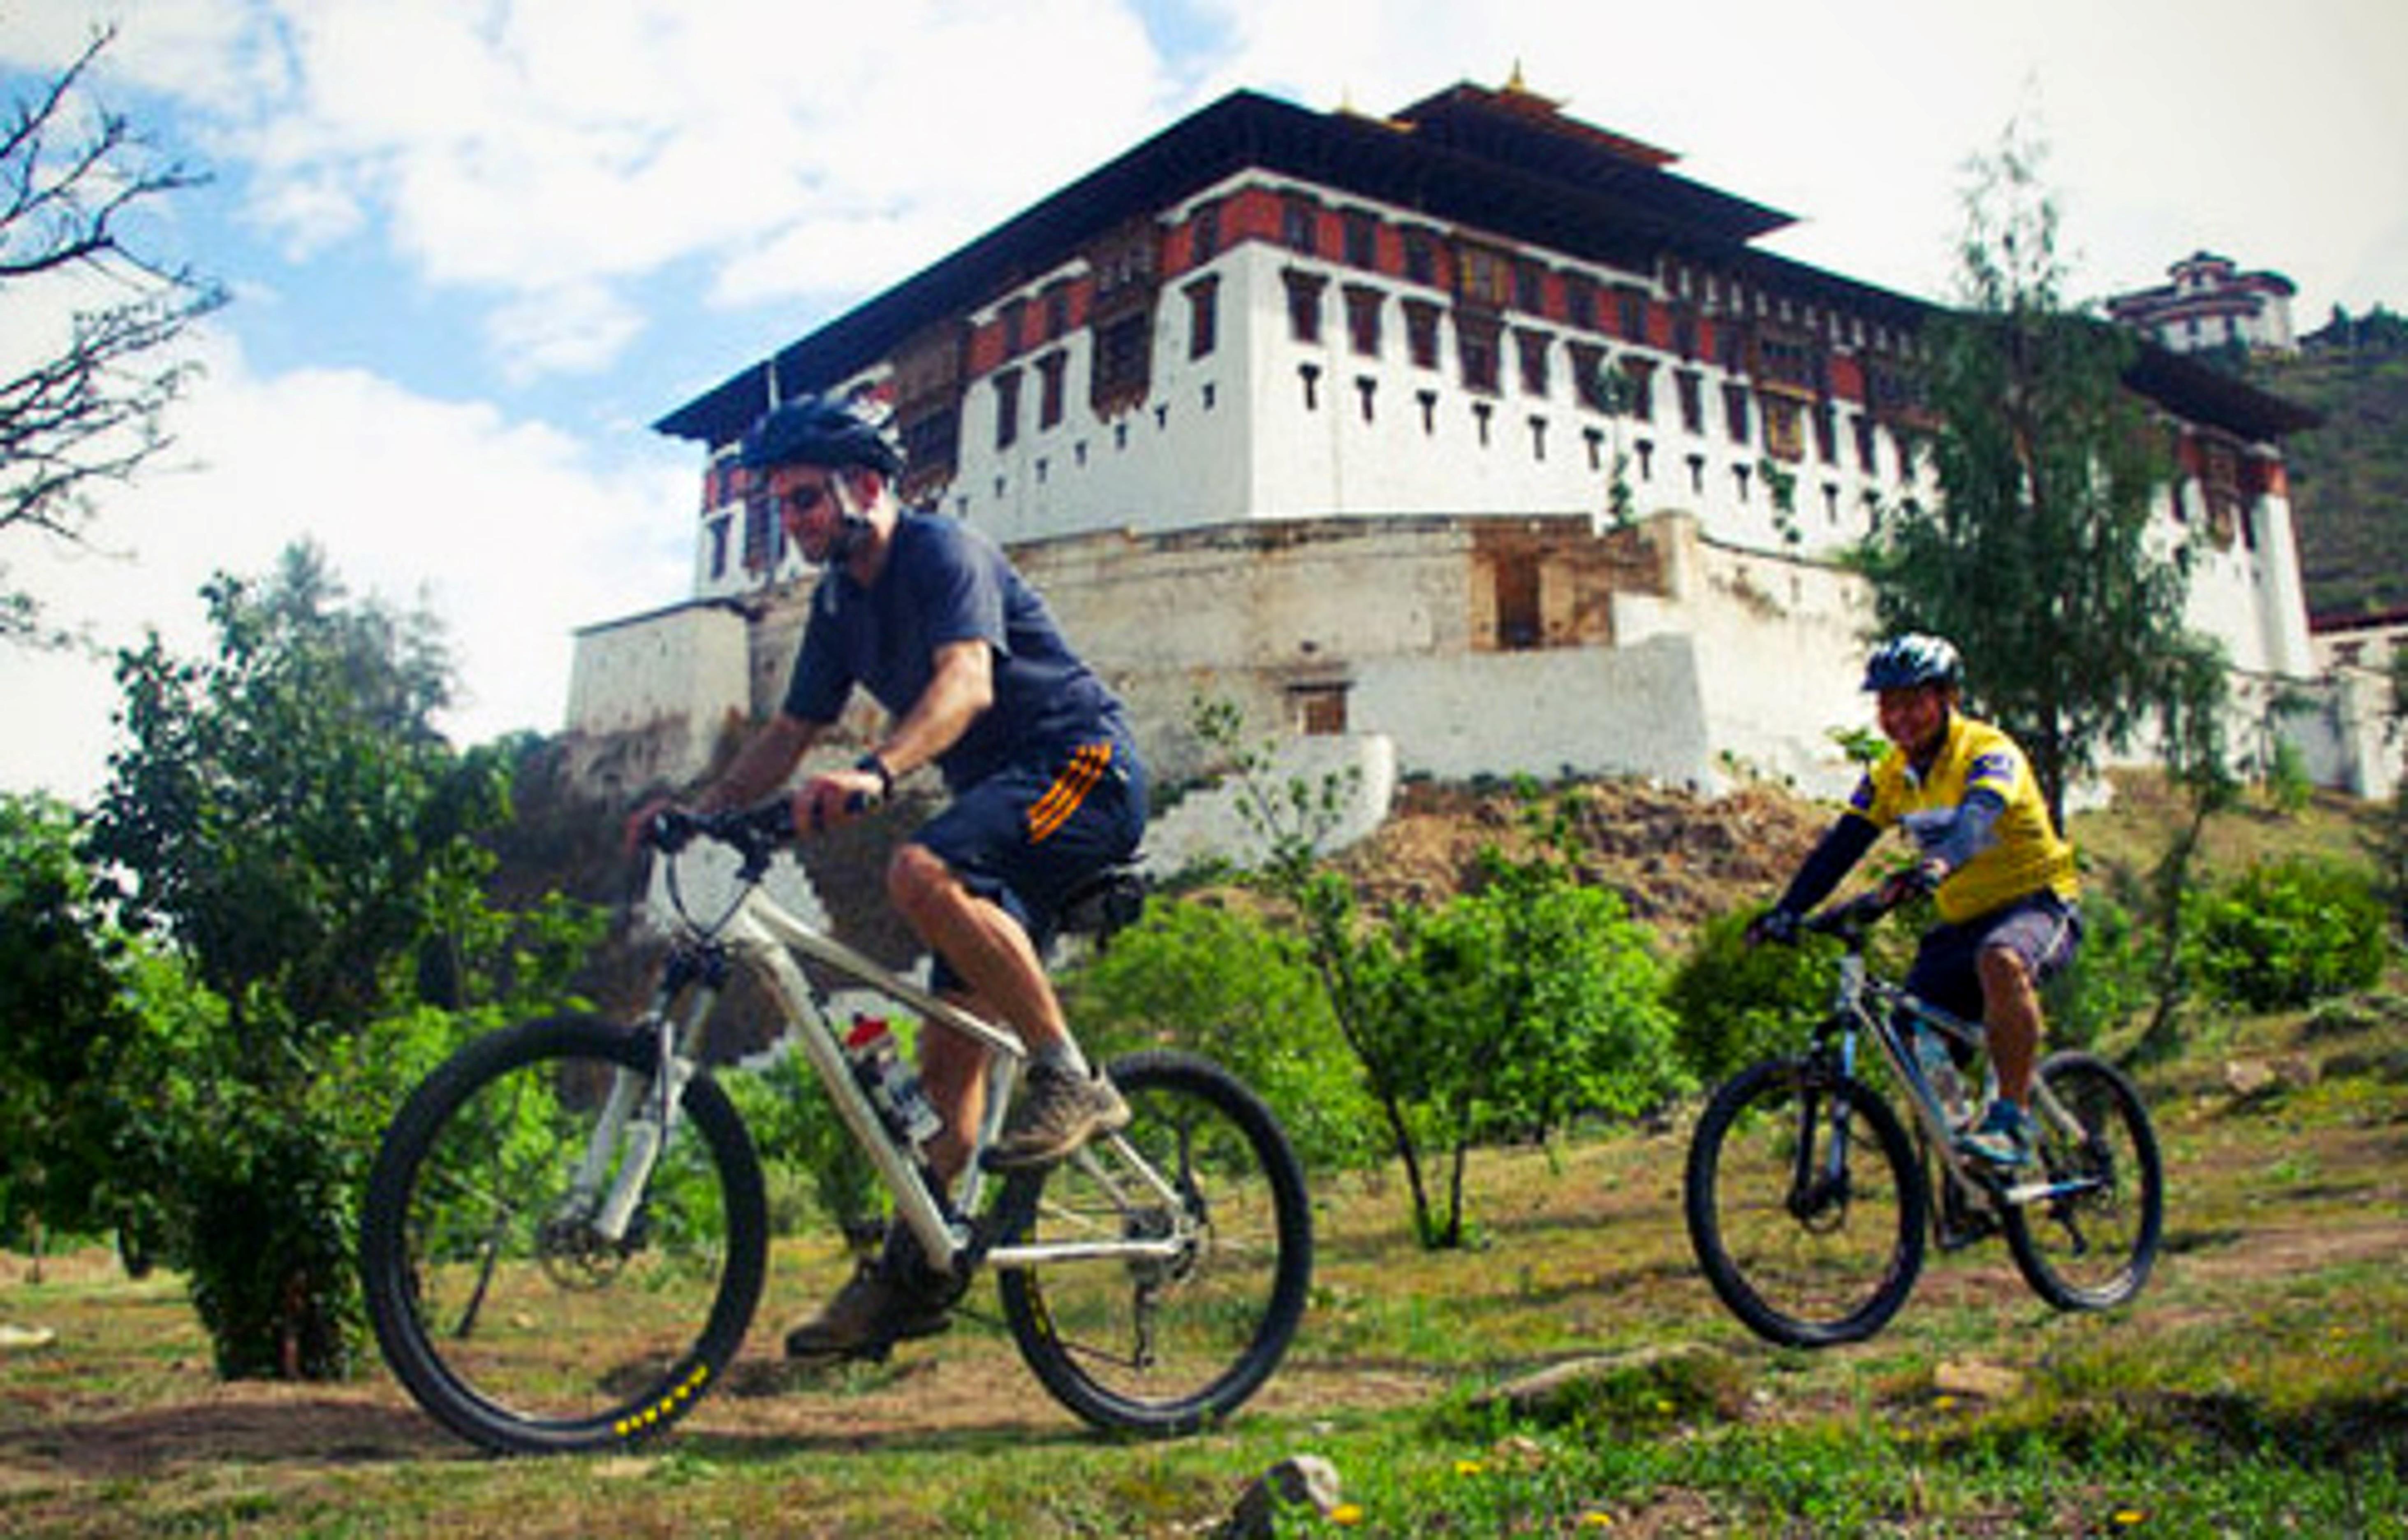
[1746,635,2082,1167]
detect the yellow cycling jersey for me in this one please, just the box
[1848,712,2078,924]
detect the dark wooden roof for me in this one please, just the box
[657,85,1816,446]
[656,82,2318,452]
[2123,341,2322,440]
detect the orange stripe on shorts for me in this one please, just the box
[1027,741,1110,843]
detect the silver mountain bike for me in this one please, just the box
[359,800,1312,1454]
[1684,886,2163,1347]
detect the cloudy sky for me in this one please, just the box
[4,0,2404,801]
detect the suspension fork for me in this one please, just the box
[576,946,725,1245]
[1789,1014,1863,1213]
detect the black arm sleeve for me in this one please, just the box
[1774,813,1881,917]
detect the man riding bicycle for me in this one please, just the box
[633,390,1147,1356]
[1747,634,2082,1169]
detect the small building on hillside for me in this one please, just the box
[2108,251,2300,358]
[568,79,2384,807]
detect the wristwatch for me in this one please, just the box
[854,751,896,799]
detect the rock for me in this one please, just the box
[1220,1454,1344,1538]
[1934,1359,2024,1401]
[1476,1341,1734,1423]
[0,1323,58,1352]
[2224,1055,2317,1100]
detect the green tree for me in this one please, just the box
[1188,700,1686,1248]
[1859,125,2188,828]
[1665,909,1837,1086]
[2371,648,2408,937]
[2130,635,2242,1062]
[83,542,590,1380]
[2,29,225,647]
[0,793,155,1269]
[1063,897,1383,1177]
[1290,800,1682,1250]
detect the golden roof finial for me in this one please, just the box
[1507,59,1529,94]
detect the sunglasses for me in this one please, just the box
[780,482,835,517]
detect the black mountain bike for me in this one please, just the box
[359,802,1312,1453]
[1684,887,2163,1347]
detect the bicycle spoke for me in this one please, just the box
[1686,1062,1925,1348]
[996,1051,1310,1434]
[362,1018,767,1453]
[2003,1052,2163,1312]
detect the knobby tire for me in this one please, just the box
[993,1049,1313,1434]
[360,1015,769,1454]
[1685,1056,1928,1348]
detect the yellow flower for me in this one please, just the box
[1329,1502,1366,1527]
[1455,1459,1485,1476]
[1933,1395,1958,1412]
[2112,1510,2146,1527]
[1578,1512,1617,1528]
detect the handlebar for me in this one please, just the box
[644,784,885,887]
[1749,883,1909,951]
[642,800,796,887]
[1802,886,1906,944]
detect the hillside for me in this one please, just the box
[2246,340,2408,623]
[500,752,2383,989]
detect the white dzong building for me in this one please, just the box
[568,79,2377,803]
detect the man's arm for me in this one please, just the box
[1772,812,1881,918]
[795,639,993,830]
[701,712,823,812]
[866,638,993,781]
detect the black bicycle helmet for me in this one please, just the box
[1862,633,1962,691]
[738,392,905,478]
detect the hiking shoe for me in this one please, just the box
[984,1062,1131,1170]
[1956,1099,2034,1170]
[783,1254,952,1359]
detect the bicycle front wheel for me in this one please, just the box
[360,1015,769,1454]
[994,1050,1313,1435]
[2003,1049,2164,1311]
[1684,1057,1927,1348]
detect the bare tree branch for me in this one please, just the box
[0,26,226,647]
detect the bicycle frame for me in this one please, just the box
[1807,898,2100,1218]
[588,834,1192,1288]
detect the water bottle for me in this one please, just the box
[1913,1024,1971,1129]
[844,1015,942,1148]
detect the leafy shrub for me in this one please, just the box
[1063,897,1384,1175]
[2042,891,2152,1051]
[1665,910,1837,1085]
[2188,857,2392,1011]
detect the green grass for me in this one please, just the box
[4,782,2404,1536]
[5,1011,2403,1538]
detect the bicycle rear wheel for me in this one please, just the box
[2003,1050,2164,1310]
[1684,1057,1928,1348]
[993,1050,1312,1435]
[360,1014,768,1454]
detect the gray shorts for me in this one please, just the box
[1904,890,2082,1024]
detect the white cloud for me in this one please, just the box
[9,0,1185,379]
[0,324,693,801]
[485,280,646,382]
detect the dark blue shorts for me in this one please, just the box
[1905,890,2082,1024]
[913,735,1147,994]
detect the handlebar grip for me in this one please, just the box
[646,808,700,854]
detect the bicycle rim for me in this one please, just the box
[994,1050,1312,1435]
[1684,1059,1926,1348]
[361,1016,768,1454]
[2004,1051,2164,1311]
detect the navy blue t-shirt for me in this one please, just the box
[781,513,1129,792]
